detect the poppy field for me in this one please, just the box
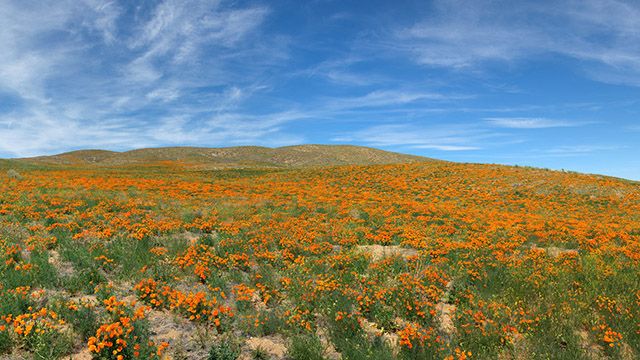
[0,160,638,359]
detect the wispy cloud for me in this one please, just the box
[126,1,269,82]
[396,2,532,69]
[0,108,308,157]
[148,111,309,146]
[324,90,472,111]
[297,57,390,87]
[393,0,640,85]
[335,123,499,151]
[485,117,581,129]
[542,145,622,156]
[413,144,481,151]
[0,0,294,157]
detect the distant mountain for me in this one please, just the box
[18,145,432,168]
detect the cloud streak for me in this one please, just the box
[394,0,640,85]
[334,123,500,151]
[485,117,582,129]
[0,0,294,156]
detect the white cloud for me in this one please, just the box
[297,57,391,86]
[0,1,77,101]
[397,3,533,69]
[0,110,153,157]
[128,1,268,69]
[394,0,640,85]
[543,145,621,156]
[325,90,471,111]
[335,123,499,151]
[145,87,181,102]
[147,111,308,147]
[485,117,579,129]
[0,107,309,157]
[413,144,481,151]
[83,0,122,43]
[0,0,297,157]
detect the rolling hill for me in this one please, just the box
[0,146,639,359]
[18,145,431,168]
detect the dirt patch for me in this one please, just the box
[435,302,456,338]
[497,333,530,360]
[48,250,76,277]
[182,231,203,244]
[69,294,98,304]
[146,309,208,359]
[575,329,605,360]
[357,245,418,262]
[435,281,456,341]
[240,335,288,360]
[619,342,637,360]
[0,350,30,360]
[63,349,92,360]
[316,326,342,360]
[349,208,365,220]
[530,244,579,258]
[251,292,268,311]
[360,317,399,355]
[546,246,579,258]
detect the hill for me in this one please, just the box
[1,152,638,359]
[18,145,431,168]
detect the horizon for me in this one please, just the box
[1,1,639,180]
[5,144,638,182]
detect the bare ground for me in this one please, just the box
[356,245,418,262]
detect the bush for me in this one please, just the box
[4,308,73,359]
[87,297,168,360]
[29,330,73,360]
[252,347,270,360]
[7,169,22,180]
[208,341,240,360]
[288,335,325,360]
[0,330,12,354]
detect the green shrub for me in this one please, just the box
[0,330,12,354]
[209,341,240,360]
[252,347,270,360]
[7,169,22,180]
[288,335,325,360]
[29,331,73,360]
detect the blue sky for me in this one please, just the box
[0,0,639,180]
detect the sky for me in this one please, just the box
[0,0,639,180]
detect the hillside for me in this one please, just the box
[18,145,430,168]
[0,158,638,359]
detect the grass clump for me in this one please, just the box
[288,334,325,360]
[7,169,22,180]
[208,341,240,360]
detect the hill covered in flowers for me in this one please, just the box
[0,158,638,359]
